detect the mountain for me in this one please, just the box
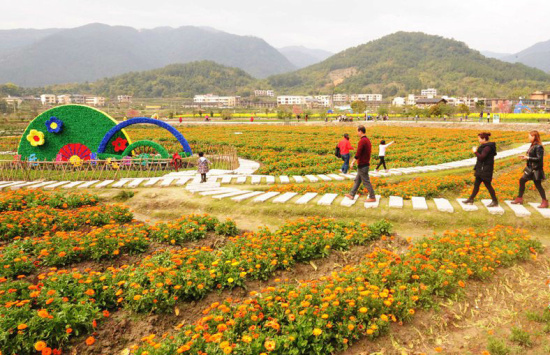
[37,61,259,97]
[0,28,61,54]
[267,32,550,97]
[278,46,333,68]
[480,50,512,60]
[501,39,550,73]
[0,23,295,86]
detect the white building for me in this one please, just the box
[194,94,240,108]
[406,94,417,106]
[254,90,274,97]
[117,95,132,103]
[392,97,406,106]
[40,94,56,105]
[350,94,383,102]
[314,95,332,107]
[86,96,105,106]
[4,96,22,106]
[71,94,86,104]
[56,95,72,104]
[421,88,438,98]
[277,96,306,106]
[332,94,349,103]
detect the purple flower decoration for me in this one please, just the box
[45,116,63,133]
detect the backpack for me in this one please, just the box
[335,145,341,158]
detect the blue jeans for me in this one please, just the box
[341,154,350,173]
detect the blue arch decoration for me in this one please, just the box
[97,117,193,156]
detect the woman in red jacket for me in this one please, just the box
[337,133,353,174]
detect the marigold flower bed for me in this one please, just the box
[0,190,98,213]
[132,226,542,355]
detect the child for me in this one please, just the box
[197,152,210,183]
[375,140,395,172]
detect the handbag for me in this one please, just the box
[334,145,341,158]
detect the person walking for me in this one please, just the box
[511,130,548,208]
[337,133,354,174]
[197,152,211,183]
[374,140,395,172]
[464,132,498,206]
[345,126,376,202]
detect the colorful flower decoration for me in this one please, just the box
[45,116,63,133]
[112,137,128,152]
[26,129,45,146]
[58,143,92,161]
[69,155,82,167]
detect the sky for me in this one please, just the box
[1,0,549,54]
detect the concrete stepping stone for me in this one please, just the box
[529,203,550,218]
[27,181,57,190]
[293,176,305,183]
[236,176,247,184]
[279,176,290,184]
[305,175,319,182]
[251,176,262,184]
[187,185,223,193]
[160,177,176,187]
[389,196,404,209]
[272,192,298,203]
[231,191,264,202]
[317,175,331,181]
[364,195,381,209]
[112,180,131,188]
[212,190,251,199]
[77,180,100,189]
[0,181,25,190]
[342,174,355,179]
[221,176,233,184]
[175,177,192,186]
[318,193,338,206]
[341,194,359,207]
[265,176,275,184]
[253,191,280,202]
[144,178,162,187]
[327,174,345,181]
[434,198,454,213]
[94,180,115,188]
[505,201,531,217]
[457,199,478,212]
[200,188,236,196]
[62,181,87,189]
[44,181,71,190]
[0,181,14,188]
[126,178,145,188]
[411,196,428,210]
[10,181,41,190]
[482,199,505,215]
[295,193,318,205]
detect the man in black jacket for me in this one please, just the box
[464,132,498,206]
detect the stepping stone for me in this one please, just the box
[295,193,318,205]
[44,181,71,190]
[187,185,223,193]
[236,176,247,184]
[251,176,262,184]
[144,178,162,187]
[293,176,305,183]
[0,181,14,188]
[27,181,57,190]
[112,180,131,188]
[200,188,236,196]
[411,196,428,210]
[317,175,331,181]
[127,178,146,188]
[364,195,381,209]
[389,196,404,209]
[0,181,25,190]
[212,190,251,199]
[272,192,298,203]
[221,176,233,184]
[94,180,115,188]
[10,181,41,190]
[175,177,192,186]
[265,176,275,184]
[62,181,87,189]
[160,177,176,187]
[342,174,355,179]
[457,199,478,212]
[318,193,338,206]
[231,191,264,202]
[434,198,454,213]
[529,203,550,218]
[77,180,100,189]
[341,194,359,207]
[279,176,290,184]
[305,175,319,182]
[253,191,280,202]
[482,199,505,215]
[505,201,531,217]
[327,174,345,181]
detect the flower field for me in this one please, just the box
[128,125,530,175]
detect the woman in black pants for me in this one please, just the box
[464,132,498,206]
[512,130,547,208]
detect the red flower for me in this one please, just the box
[112,137,128,152]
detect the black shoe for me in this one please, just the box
[487,201,499,207]
[463,198,474,205]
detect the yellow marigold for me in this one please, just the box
[312,328,323,336]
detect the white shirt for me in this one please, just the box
[378,142,394,157]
